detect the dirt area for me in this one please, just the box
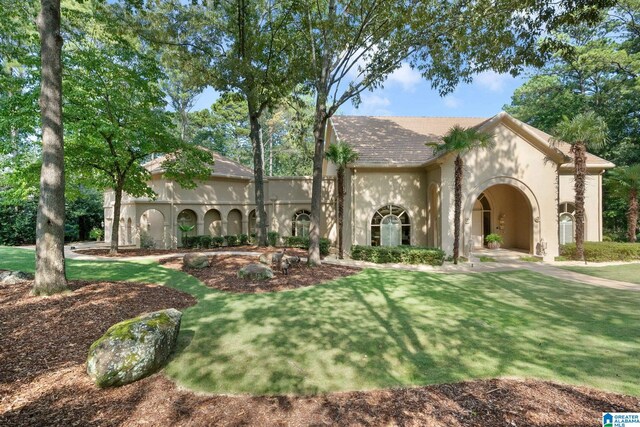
[160,253,361,293]
[74,246,265,257]
[2,277,638,426]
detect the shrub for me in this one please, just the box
[485,233,503,244]
[351,245,445,266]
[224,235,238,247]
[249,233,257,244]
[267,231,279,247]
[140,231,155,249]
[89,227,104,241]
[238,233,249,246]
[211,236,224,247]
[196,235,213,249]
[560,241,640,262]
[319,238,331,256]
[284,236,331,255]
[285,236,309,248]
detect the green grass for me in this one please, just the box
[1,246,639,396]
[519,256,542,263]
[561,263,640,285]
[479,256,496,262]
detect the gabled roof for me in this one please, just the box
[144,151,254,179]
[329,112,614,169]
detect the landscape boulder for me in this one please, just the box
[0,270,34,285]
[87,308,182,387]
[237,263,274,280]
[258,253,270,264]
[183,253,209,269]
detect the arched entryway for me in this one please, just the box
[177,209,197,247]
[140,209,165,248]
[204,209,222,236]
[468,184,533,252]
[227,209,242,235]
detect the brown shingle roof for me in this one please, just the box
[330,114,614,168]
[144,151,254,179]
[330,116,487,166]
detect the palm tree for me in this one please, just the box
[552,112,607,259]
[606,164,640,242]
[325,142,358,259]
[430,125,493,264]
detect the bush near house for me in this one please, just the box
[183,235,225,249]
[560,241,640,262]
[267,231,280,247]
[224,235,239,247]
[284,236,331,256]
[351,245,445,266]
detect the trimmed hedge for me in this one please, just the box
[224,235,238,247]
[351,245,445,266]
[183,235,229,249]
[267,231,279,247]
[560,241,640,262]
[284,235,331,256]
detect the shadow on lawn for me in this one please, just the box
[167,267,640,396]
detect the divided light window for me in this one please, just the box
[371,204,410,246]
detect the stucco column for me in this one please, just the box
[197,220,204,236]
[163,222,169,249]
[221,220,228,237]
[241,219,248,235]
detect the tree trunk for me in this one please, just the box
[33,0,68,296]
[308,105,329,266]
[110,184,124,255]
[249,112,268,246]
[453,155,463,265]
[572,142,587,260]
[337,166,344,259]
[628,188,638,243]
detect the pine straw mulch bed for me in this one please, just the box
[74,246,268,257]
[2,277,639,426]
[160,253,361,293]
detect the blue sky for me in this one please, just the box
[191,63,528,118]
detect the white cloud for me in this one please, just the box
[474,71,512,93]
[386,63,421,92]
[352,93,393,115]
[443,96,461,109]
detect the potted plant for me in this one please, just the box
[485,233,503,249]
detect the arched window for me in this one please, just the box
[559,202,576,245]
[292,210,311,237]
[371,204,410,246]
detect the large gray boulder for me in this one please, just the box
[0,270,34,285]
[87,308,182,387]
[238,263,274,280]
[183,253,209,269]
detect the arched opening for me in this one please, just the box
[140,209,165,249]
[292,209,311,237]
[471,193,492,248]
[126,218,132,245]
[204,209,222,236]
[227,209,242,235]
[177,209,197,247]
[371,204,410,246]
[559,202,579,245]
[470,184,532,252]
[248,210,257,235]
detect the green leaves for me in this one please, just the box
[430,125,495,157]
[325,142,358,169]
[552,111,608,151]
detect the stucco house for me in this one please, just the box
[104,111,614,261]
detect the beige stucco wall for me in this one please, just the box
[104,175,336,249]
[439,122,560,259]
[558,172,602,242]
[348,168,428,249]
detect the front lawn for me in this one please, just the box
[1,246,639,397]
[561,263,640,285]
